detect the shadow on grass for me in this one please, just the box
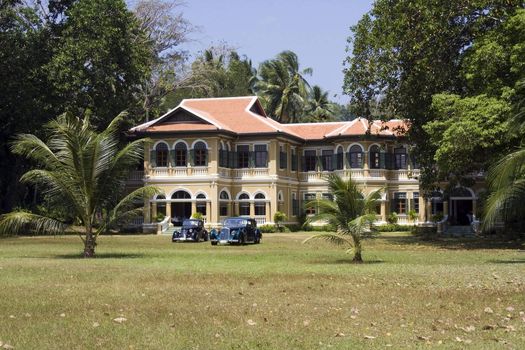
[55,253,145,259]
[374,234,525,250]
[488,259,525,264]
[309,258,384,265]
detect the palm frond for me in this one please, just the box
[303,233,353,247]
[0,211,67,236]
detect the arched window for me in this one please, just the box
[174,142,187,167]
[154,143,169,167]
[336,146,344,170]
[348,145,363,168]
[193,141,208,166]
[219,191,230,216]
[369,145,381,169]
[238,193,250,216]
[254,193,266,216]
[196,193,206,215]
[171,190,191,199]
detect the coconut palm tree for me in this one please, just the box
[0,112,158,257]
[254,50,312,123]
[303,174,381,262]
[302,85,336,122]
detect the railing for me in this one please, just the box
[233,168,269,178]
[128,170,144,182]
[219,168,231,178]
[255,216,266,225]
[158,216,170,233]
[369,169,386,179]
[148,167,209,177]
[192,167,209,176]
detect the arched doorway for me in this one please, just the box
[449,187,475,225]
[171,190,191,226]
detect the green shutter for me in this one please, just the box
[189,149,194,166]
[150,150,156,168]
[379,152,386,169]
[170,150,176,167]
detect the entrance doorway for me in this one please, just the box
[449,187,475,226]
[171,190,192,226]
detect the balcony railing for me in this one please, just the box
[233,168,270,179]
[148,167,209,177]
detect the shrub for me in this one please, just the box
[285,224,302,232]
[431,213,444,223]
[407,210,418,223]
[259,224,277,233]
[387,212,398,224]
[374,223,412,232]
[273,211,287,232]
[191,212,204,220]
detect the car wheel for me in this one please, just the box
[211,241,217,246]
[203,231,209,241]
[240,232,247,245]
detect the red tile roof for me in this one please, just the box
[130,96,408,140]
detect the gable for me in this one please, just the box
[159,109,212,125]
[249,100,266,117]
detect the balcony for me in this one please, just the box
[147,167,210,178]
[298,168,420,183]
[232,168,270,179]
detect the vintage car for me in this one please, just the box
[172,219,209,242]
[210,217,262,245]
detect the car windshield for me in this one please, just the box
[224,218,248,227]
[182,220,199,226]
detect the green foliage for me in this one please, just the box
[259,224,277,233]
[374,224,412,232]
[0,112,159,256]
[387,212,398,224]
[302,174,382,262]
[273,211,287,232]
[431,213,444,223]
[407,210,418,223]
[191,212,204,220]
[301,86,338,122]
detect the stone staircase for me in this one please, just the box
[445,225,475,237]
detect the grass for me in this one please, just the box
[0,232,524,349]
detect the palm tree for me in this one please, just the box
[303,174,381,262]
[302,85,336,122]
[0,112,158,257]
[254,50,312,123]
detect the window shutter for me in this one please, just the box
[189,149,194,166]
[204,150,208,166]
[390,198,396,214]
[379,152,386,169]
[150,150,156,168]
[170,150,176,167]
[410,199,415,212]
[249,151,255,168]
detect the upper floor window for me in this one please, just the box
[412,192,420,213]
[237,145,250,168]
[349,145,363,168]
[369,145,380,169]
[304,193,317,215]
[193,141,208,166]
[219,143,228,168]
[254,144,268,168]
[155,143,169,167]
[336,146,344,170]
[291,148,298,171]
[279,145,287,170]
[174,142,187,167]
[303,150,317,172]
[394,147,407,169]
[321,150,333,171]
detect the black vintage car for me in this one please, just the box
[210,217,262,245]
[172,219,209,242]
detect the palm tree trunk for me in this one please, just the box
[353,237,363,263]
[83,226,96,258]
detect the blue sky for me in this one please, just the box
[180,0,374,103]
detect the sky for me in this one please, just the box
[179,0,374,104]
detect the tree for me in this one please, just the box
[301,85,337,122]
[133,0,194,121]
[344,0,524,192]
[254,50,312,123]
[303,174,381,262]
[45,0,152,128]
[0,113,158,257]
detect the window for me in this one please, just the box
[303,150,317,171]
[219,191,229,216]
[292,192,299,216]
[193,142,207,166]
[322,193,334,201]
[155,143,169,167]
[174,142,187,167]
[304,193,316,215]
[238,193,250,216]
[254,144,268,168]
[196,193,206,215]
[237,145,250,168]
[279,145,287,169]
[348,145,363,168]
[394,147,407,169]
[412,192,419,213]
[219,143,229,168]
[291,148,298,171]
[392,192,407,214]
[369,145,380,169]
[321,150,333,171]
[336,146,344,170]
[172,190,191,199]
[254,193,266,216]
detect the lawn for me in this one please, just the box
[0,232,524,349]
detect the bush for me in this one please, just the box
[285,224,303,232]
[431,213,444,223]
[374,223,412,232]
[387,212,399,224]
[259,224,277,233]
[273,211,287,232]
[191,212,204,220]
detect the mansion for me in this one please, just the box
[129,96,479,230]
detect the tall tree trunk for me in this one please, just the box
[83,227,96,258]
[353,237,363,263]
